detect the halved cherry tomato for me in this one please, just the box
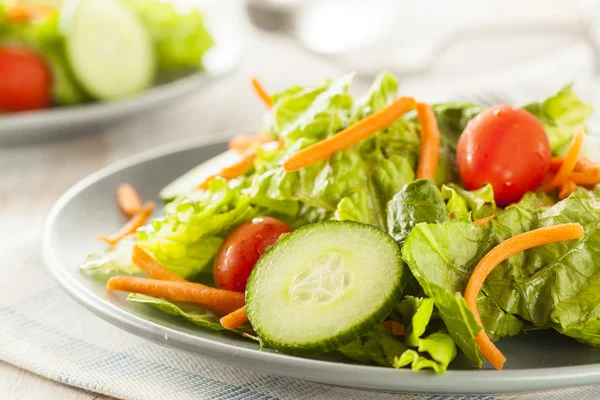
[457,105,551,206]
[0,46,52,112]
[214,217,292,292]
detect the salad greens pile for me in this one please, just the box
[82,71,600,374]
[0,0,213,107]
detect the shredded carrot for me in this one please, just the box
[549,156,600,175]
[107,276,245,316]
[539,129,585,192]
[283,97,416,172]
[474,214,498,226]
[98,202,155,246]
[558,179,577,200]
[570,172,600,187]
[228,133,275,153]
[5,4,55,22]
[464,223,584,370]
[220,306,248,329]
[116,184,142,216]
[197,149,257,190]
[251,77,273,108]
[132,245,185,282]
[382,320,405,336]
[415,102,441,180]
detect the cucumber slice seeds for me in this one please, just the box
[246,221,406,354]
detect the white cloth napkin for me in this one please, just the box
[0,231,599,400]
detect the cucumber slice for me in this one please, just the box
[64,0,156,100]
[160,151,242,201]
[246,221,406,354]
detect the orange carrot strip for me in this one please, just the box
[473,214,498,226]
[548,156,600,174]
[251,77,273,108]
[97,202,155,246]
[464,223,584,370]
[571,172,600,187]
[220,306,248,329]
[539,129,585,191]
[5,4,55,22]
[382,320,405,336]
[228,133,275,153]
[558,179,577,200]
[283,97,416,172]
[107,276,245,316]
[132,245,185,282]
[116,184,143,216]
[415,102,441,180]
[197,150,258,190]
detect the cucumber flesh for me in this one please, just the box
[246,221,406,354]
[64,0,155,100]
[160,151,242,201]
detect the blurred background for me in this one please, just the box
[1,0,599,237]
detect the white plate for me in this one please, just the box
[42,137,600,394]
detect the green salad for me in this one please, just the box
[82,72,600,374]
[0,0,212,112]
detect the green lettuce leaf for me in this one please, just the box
[523,85,593,153]
[121,0,213,71]
[441,183,496,219]
[127,294,258,339]
[80,237,139,275]
[0,13,87,105]
[402,190,600,367]
[339,296,457,374]
[137,178,256,280]
[387,179,448,244]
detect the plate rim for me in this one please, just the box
[42,135,600,394]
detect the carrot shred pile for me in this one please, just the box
[107,276,245,316]
[251,77,273,109]
[98,202,155,246]
[116,184,143,216]
[463,223,584,370]
[539,129,585,193]
[415,102,441,180]
[282,97,416,172]
[220,305,248,329]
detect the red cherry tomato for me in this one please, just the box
[0,46,52,112]
[457,105,551,206]
[214,217,292,292]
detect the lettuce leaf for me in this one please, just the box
[127,294,258,339]
[387,179,448,245]
[441,183,496,219]
[339,296,457,374]
[80,237,139,275]
[402,189,600,368]
[121,0,213,71]
[137,178,256,280]
[523,85,593,153]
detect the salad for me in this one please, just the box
[82,72,600,374]
[0,0,212,113]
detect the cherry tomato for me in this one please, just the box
[214,217,292,292]
[0,46,52,112]
[457,105,551,206]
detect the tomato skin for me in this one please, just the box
[214,217,292,292]
[457,105,551,206]
[0,46,52,112]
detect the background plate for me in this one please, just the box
[42,137,600,394]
